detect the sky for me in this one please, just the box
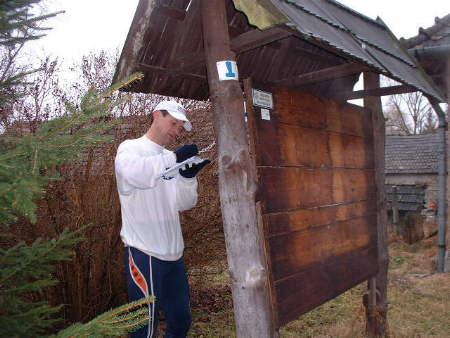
[28,0,450,66]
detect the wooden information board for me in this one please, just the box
[246,84,379,327]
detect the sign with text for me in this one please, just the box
[252,89,274,109]
[261,108,271,120]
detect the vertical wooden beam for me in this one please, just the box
[436,111,448,272]
[244,78,280,332]
[201,1,274,337]
[392,186,399,226]
[446,57,450,272]
[363,72,389,337]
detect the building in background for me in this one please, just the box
[399,18,449,258]
[385,134,440,240]
[385,134,439,212]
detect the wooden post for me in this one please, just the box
[363,72,389,337]
[436,111,448,272]
[392,186,399,226]
[446,57,450,272]
[200,1,274,337]
[427,96,447,271]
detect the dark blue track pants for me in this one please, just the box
[125,246,191,338]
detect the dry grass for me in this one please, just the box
[187,235,450,338]
[386,238,450,338]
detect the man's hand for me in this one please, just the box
[179,160,211,178]
[175,144,198,163]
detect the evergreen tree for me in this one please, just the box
[0,0,61,109]
[0,1,150,337]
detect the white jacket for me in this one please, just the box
[114,135,198,261]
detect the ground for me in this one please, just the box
[185,235,450,338]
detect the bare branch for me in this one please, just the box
[384,79,437,135]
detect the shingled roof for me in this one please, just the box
[385,134,440,174]
[402,13,450,98]
[403,13,450,49]
[114,0,444,102]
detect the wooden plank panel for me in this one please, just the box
[271,89,369,138]
[329,133,374,168]
[275,245,378,326]
[253,121,373,168]
[326,103,366,136]
[253,121,331,167]
[269,216,376,280]
[273,89,328,129]
[259,167,375,213]
[265,201,375,237]
[279,124,331,168]
[249,84,378,329]
[259,168,334,213]
[333,169,375,204]
[251,89,373,169]
[251,115,282,166]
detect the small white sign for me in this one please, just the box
[252,89,273,109]
[216,61,239,81]
[261,108,271,121]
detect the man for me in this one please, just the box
[115,100,210,338]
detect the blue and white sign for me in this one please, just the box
[216,61,239,81]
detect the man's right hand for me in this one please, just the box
[175,144,198,163]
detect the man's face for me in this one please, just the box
[153,111,185,146]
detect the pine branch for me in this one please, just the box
[0,1,63,46]
[0,228,84,337]
[0,73,143,224]
[0,227,84,285]
[54,297,153,338]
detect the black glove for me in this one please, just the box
[175,144,198,163]
[179,159,211,178]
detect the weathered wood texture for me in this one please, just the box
[446,58,450,272]
[363,72,389,337]
[201,1,274,337]
[275,62,368,87]
[244,78,279,332]
[336,84,415,100]
[247,85,378,328]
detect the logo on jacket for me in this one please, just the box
[162,167,175,180]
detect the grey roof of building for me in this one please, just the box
[385,134,440,174]
[403,13,450,49]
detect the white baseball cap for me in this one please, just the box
[153,100,192,132]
